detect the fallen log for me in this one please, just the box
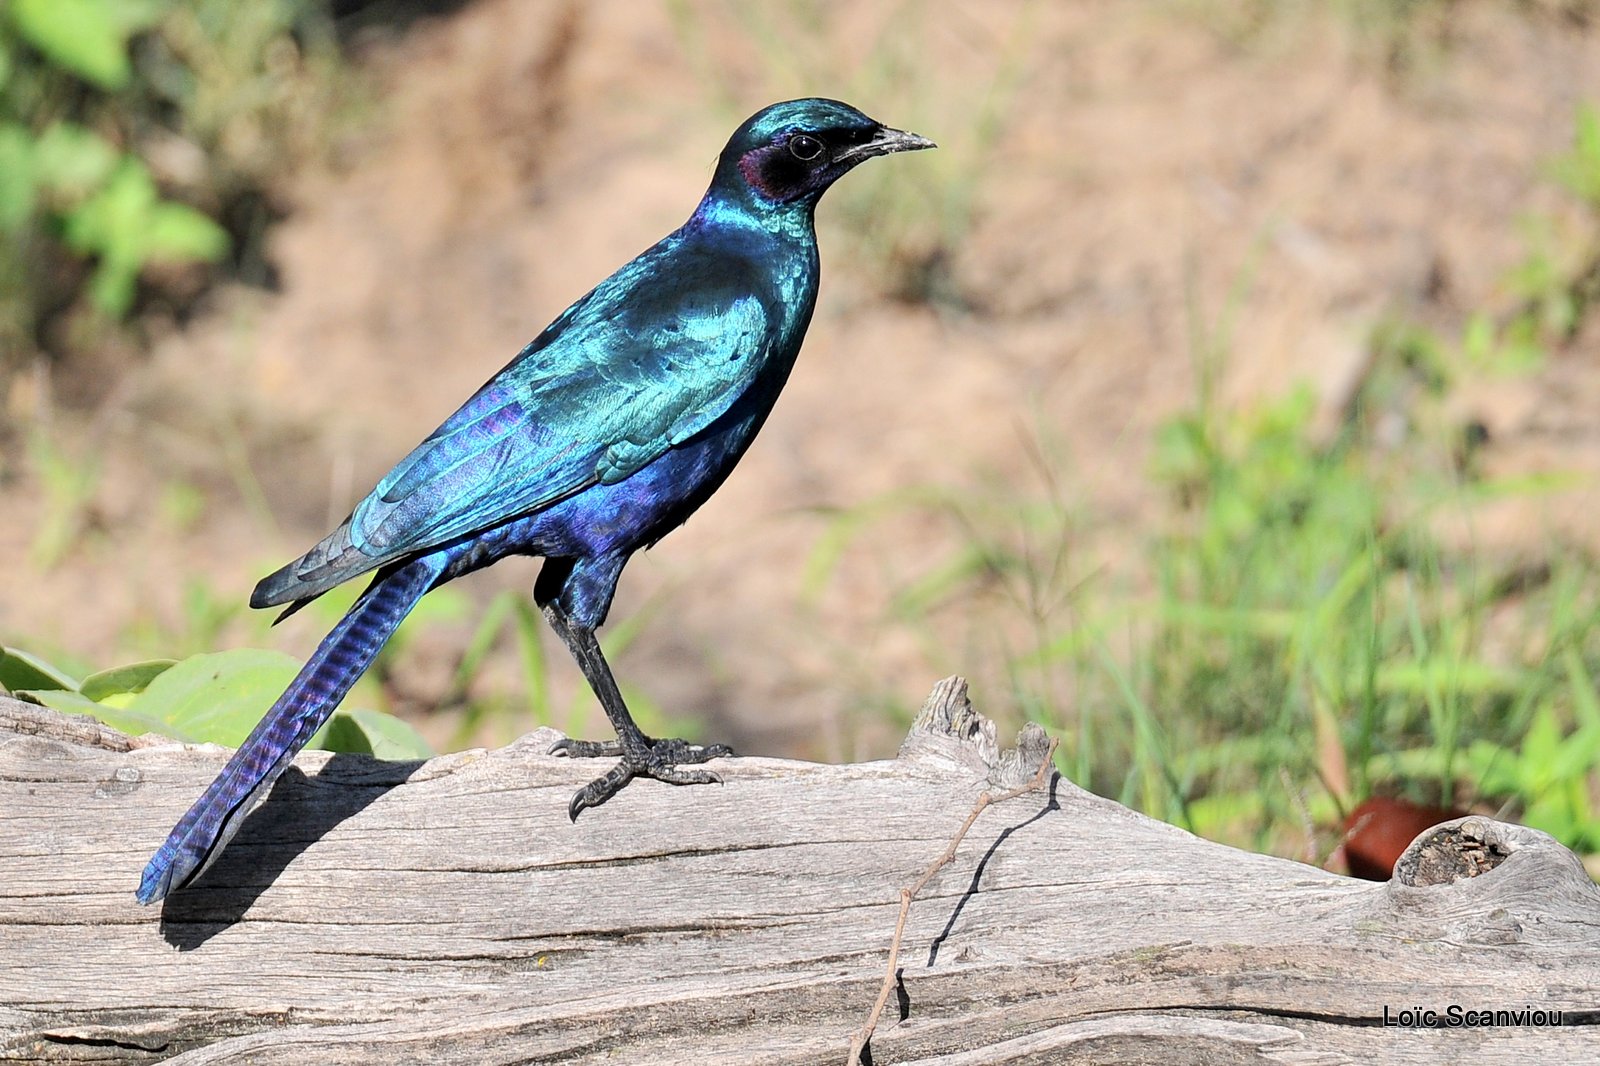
[1,680,1596,1064]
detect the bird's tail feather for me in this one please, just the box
[135,552,447,904]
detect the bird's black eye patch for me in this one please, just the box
[788,133,824,161]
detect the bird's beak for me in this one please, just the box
[833,125,937,165]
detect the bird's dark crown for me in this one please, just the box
[710,98,933,207]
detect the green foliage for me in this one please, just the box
[443,587,683,748]
[1465,653,1600,853]
[61,157,229,316]
[0,645,80,691]
[1140,366,1600,853]
[1,644,431,759]
[1548,103,1600,210]
[1428,103,1600,383]
[0,0,342,375]
[1,1,226,333]
[318,708,432,761]
[6,558,666,763]
[10,0,166,91]
[2,116,230,322]
[811,379,1600,859]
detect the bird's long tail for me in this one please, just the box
[136,553,447,904]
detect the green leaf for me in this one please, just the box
[60,158,229,316]
[1523,793,1579,844]
[144,201,229,262]
[1520,706,1562,789]
[21,688,103,716]
[78,659,177,702]
[1371,660,1524,698]
[120,649,301,746]
[10,0,134,90]
[61,157,155,255]
[0,646,80,692]
[1464,738,1521,796]
[316,709,432,760]
[1564,646,1600,732]
[32,123,119,199]
[79,699,192,739]
[88,253,139,316]
[1184,789,1264,835]
[1548,720,1600,785]
[1550,104,1600,206]
[0,124,37,232]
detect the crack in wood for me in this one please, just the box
[40,1035,169,1053]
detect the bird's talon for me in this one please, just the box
[562,735,732,818]
[550,737,623,759]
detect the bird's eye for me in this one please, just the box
[788,134,824,161]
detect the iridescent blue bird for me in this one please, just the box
[136,99,934,904]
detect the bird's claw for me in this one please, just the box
[549,737,623,759]
[558,736,734,821]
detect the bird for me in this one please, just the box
[136,98,934,904]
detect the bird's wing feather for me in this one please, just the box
[254,253,778,607]
[352,380,595,555]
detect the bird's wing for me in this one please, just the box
[253,260,779,607]
[357,281,773,548]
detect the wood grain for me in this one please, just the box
[1,683,1596,1064]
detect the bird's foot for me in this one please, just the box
[550,735,734,820]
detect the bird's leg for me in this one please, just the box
[542,601,732,819]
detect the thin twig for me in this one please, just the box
[845,735,1059,1065]
[1278,766,1319,867]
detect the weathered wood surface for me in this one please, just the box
[2,679,1598,1064]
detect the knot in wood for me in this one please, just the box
[1371,815,1600,944]
[1394,816,1512,888]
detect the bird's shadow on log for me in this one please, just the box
[158,755,422,950]
[925,772,1063,971]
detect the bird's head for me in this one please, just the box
[712,98,934,207]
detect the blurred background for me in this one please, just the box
[7,0,1600,877]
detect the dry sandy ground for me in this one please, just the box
[7,0,1600,761]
